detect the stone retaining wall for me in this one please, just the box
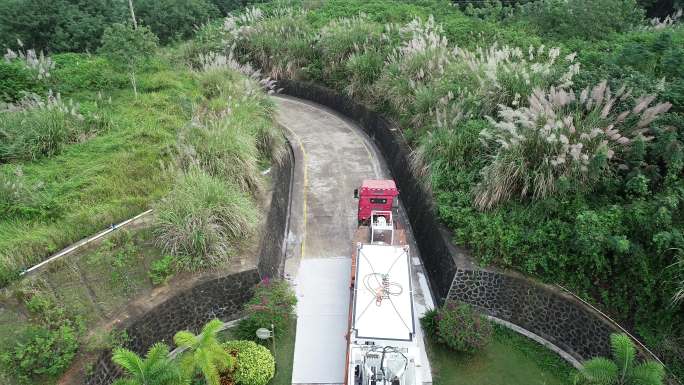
[447,268,616,361]
[84,143,294,385]
[276,79,658,365]
[86,269,261,385]
[258,142,294,278]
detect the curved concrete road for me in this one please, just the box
[274,96,433,385]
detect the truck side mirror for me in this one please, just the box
[353,189,359,199]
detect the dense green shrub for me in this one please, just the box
[135,0,220,44]
[153,169,258,268]
[0,61,43,102]
[223,340,275,385]
[514,0,645,40]
[0,325,78,384]
[237,279,296,342]
[422,302,492,353]
[51,53,127,94]
[0,0,127,52]
[148,255,176,285]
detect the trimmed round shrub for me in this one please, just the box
[422,302,492,353]
[223,340,275,385]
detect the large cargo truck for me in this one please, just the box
[346,180,426,385]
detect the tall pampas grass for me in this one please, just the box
[474,81,671,210]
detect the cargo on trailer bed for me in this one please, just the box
[346,180,426,385]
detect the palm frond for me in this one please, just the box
[174,330,197,348]
[610,333,635,376]
[146,342,171,363]
[112,348,145,377]
[577,357,618,385]
[201,319,224,338]
[628,361,665,385]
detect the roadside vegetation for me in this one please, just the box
[192,0,684,380]
[112,279,296,385]
[0,10,281,384]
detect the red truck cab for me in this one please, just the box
[354,179,399,225]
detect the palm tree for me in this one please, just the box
[112,343,186,385]
[575,333,665,385]
[174,318,234,385]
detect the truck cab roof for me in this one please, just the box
[361,179,397,191]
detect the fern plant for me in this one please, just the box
[173,319,233,385]
[575,333,665,385]
[112,343,185,385]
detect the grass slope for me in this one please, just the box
[0,59,198,280]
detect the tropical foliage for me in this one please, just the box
[174,319,233,385]
[575,333,665,385]
[112,343,185,385]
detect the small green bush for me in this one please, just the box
[423,302,492,354]
[0,61,43,102]
[237,279,296,341]
[148,255,176,285]
[0,325,78,384]
[51,53,127,94]
[223,340,275,385]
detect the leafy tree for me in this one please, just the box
[174,319,233,385]
[208,0,250,15]
[515,0,645,40]
[99,23,158,97]
[112,343,185,385]
[135,0,220,44]
[0,0,127,52]
[236,279,297,341]
[575,333,665,385]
